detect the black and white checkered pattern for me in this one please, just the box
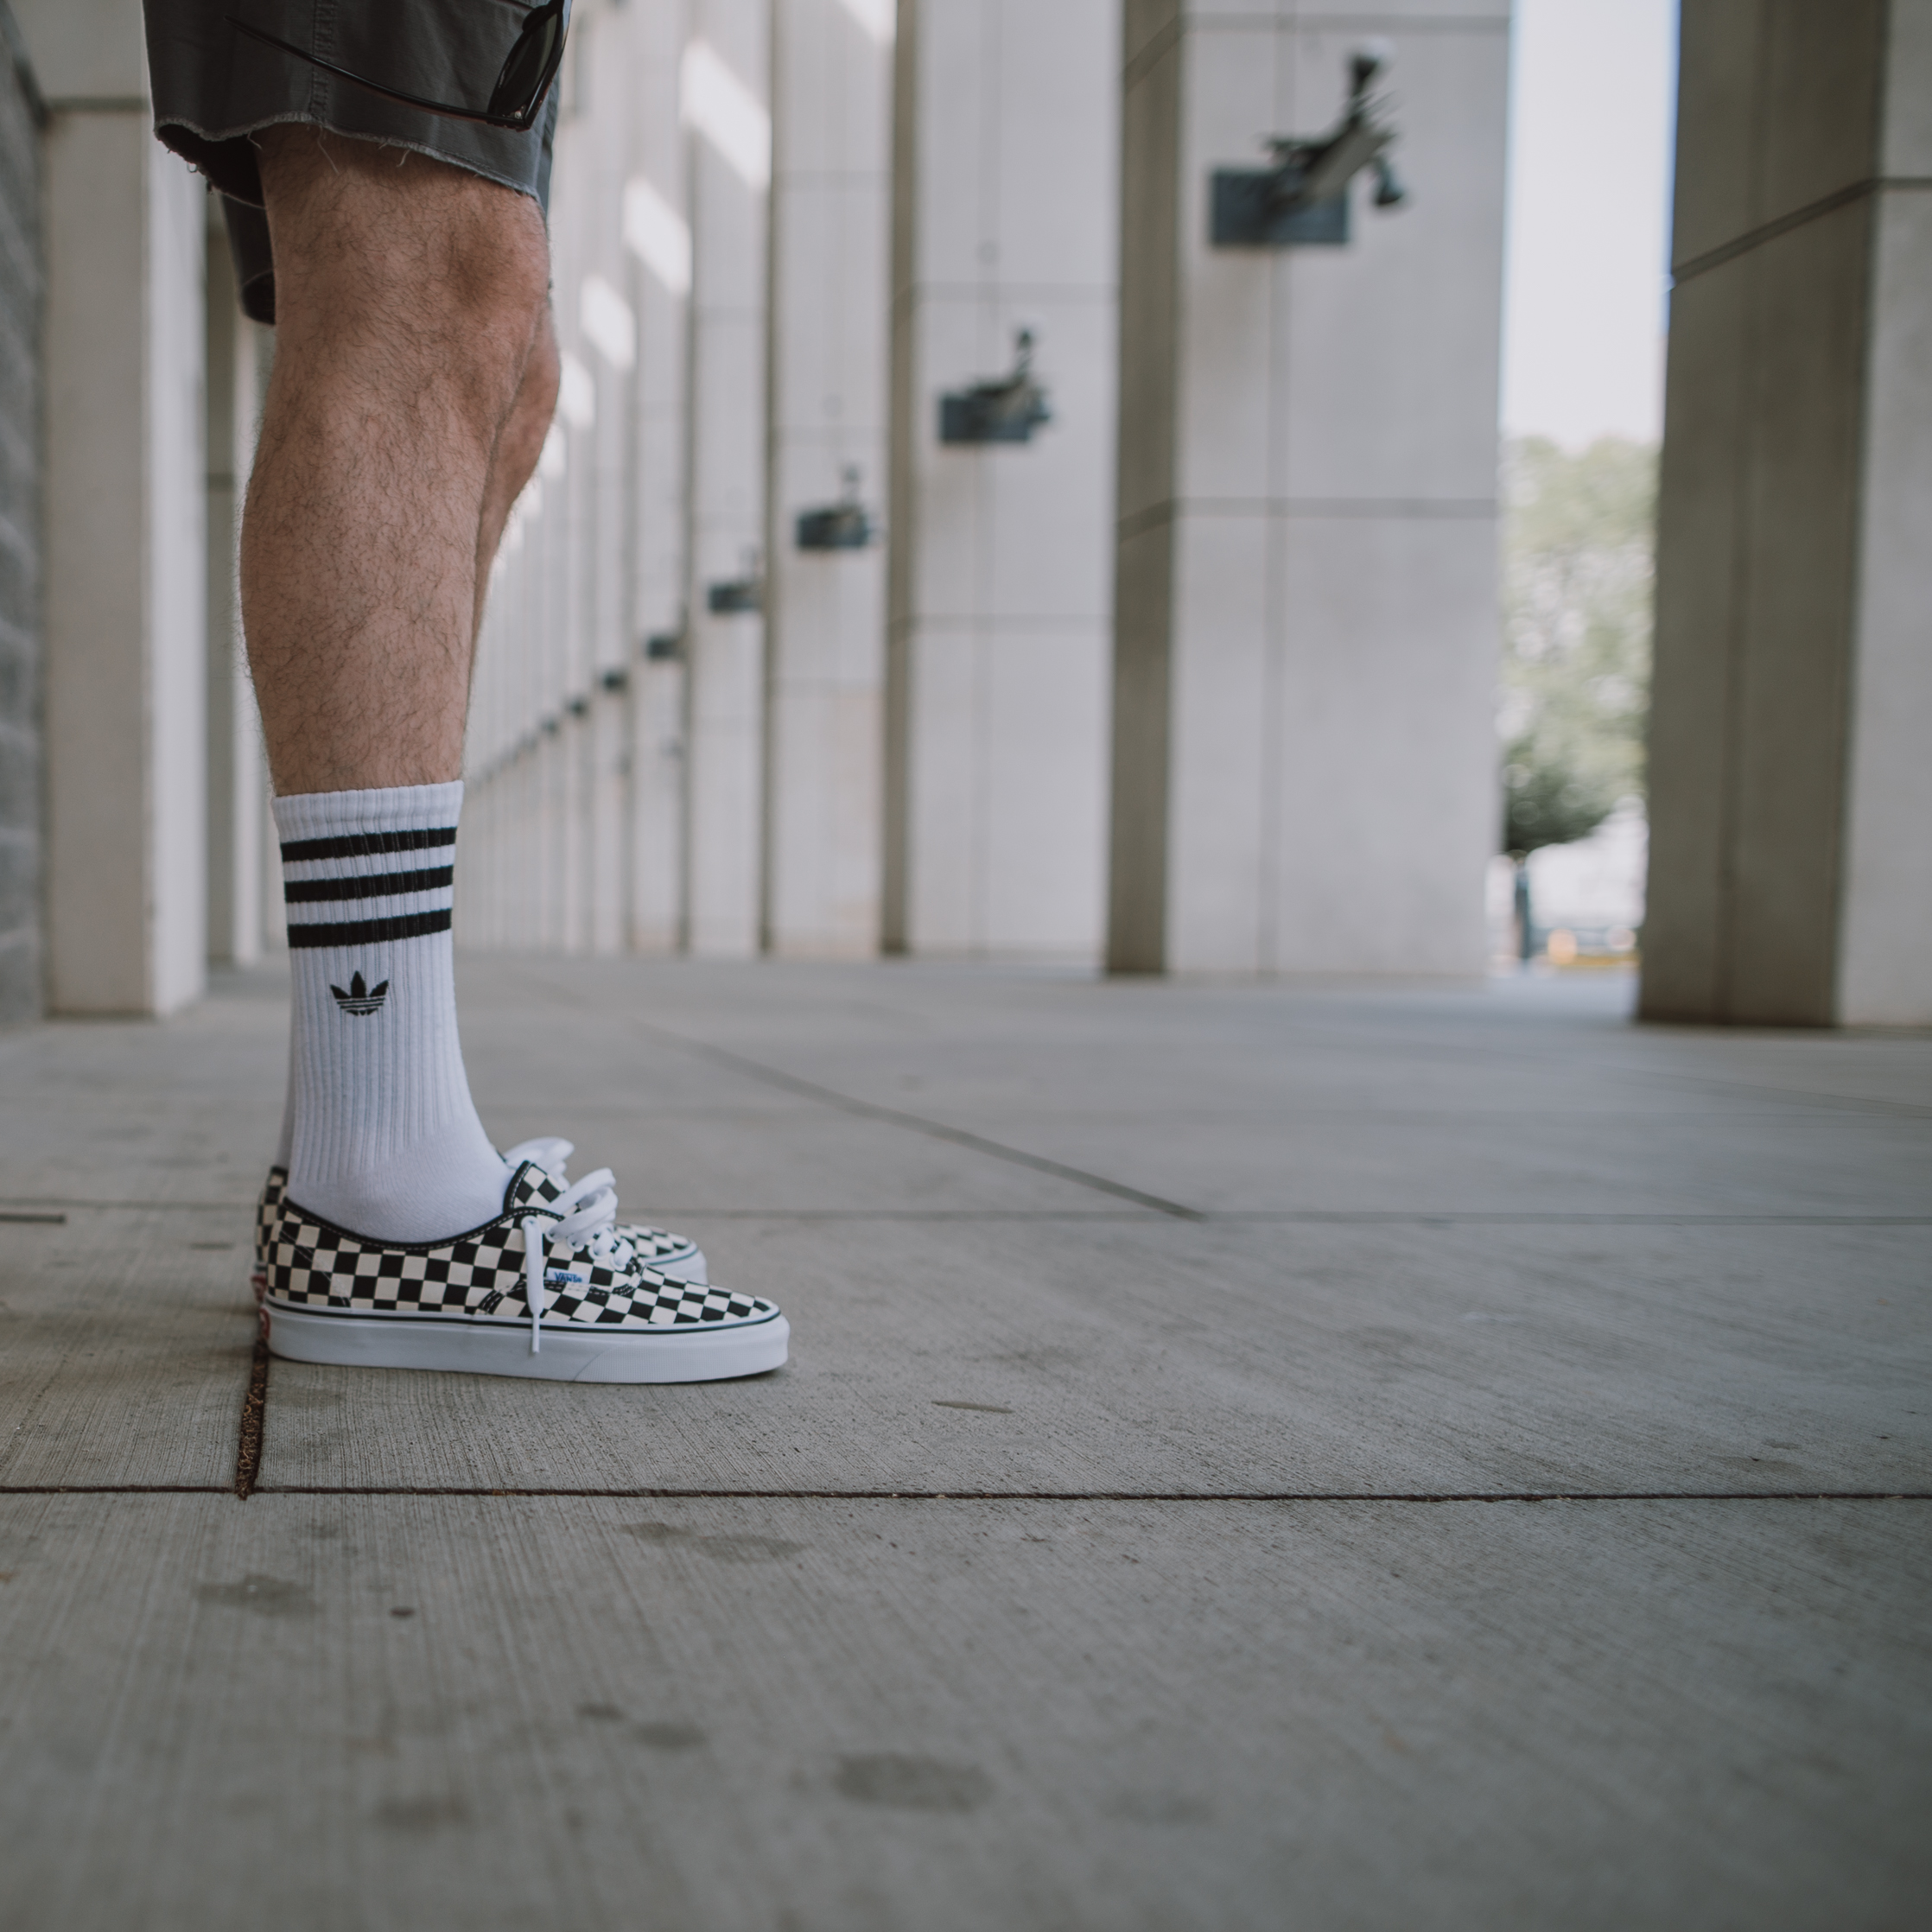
[254,1164,699,1280]
[250,1166,289,1299]
[264,1160,772,1331]
[614,1220,697,1266]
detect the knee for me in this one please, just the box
[264,133,552,421]
[430,205,552,378]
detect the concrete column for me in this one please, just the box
[203,209,267,969]
[1642,1,1932,1028]
[762,0,893,958]
[885,0,1121,962]
[544,10,639,956]
[580,17,636,959]
[622,0,694,955]
[1108,0,1509,977]
[0,18,41,1026]
[24,0,207,1014]
[682,3,770,956]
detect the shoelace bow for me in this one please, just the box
[516,1162,639,1356]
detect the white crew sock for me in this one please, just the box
[275,782,507,1242]
[272,1028,295,1171]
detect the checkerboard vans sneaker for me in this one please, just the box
[248,1140,707,1302]
[263,1160,785,1383]
[251,1166,289,1300]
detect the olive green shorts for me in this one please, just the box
[143,1,559,322]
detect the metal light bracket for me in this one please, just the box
[1211,48,1407,249]
[796,465,875,550]
[706,550,764,615]
[706,578,762,614]
[939,328,1052,445]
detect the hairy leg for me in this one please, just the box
[242,129,551,794]
[473,304,560,645]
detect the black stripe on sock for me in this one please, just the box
[279,828,457,863]
[283,867,454,904]
[285,909,454,949]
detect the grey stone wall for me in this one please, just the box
[0,6,39,1024]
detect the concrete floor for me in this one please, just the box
[1,957,1927,1930]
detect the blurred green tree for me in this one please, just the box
[1497,435,1656,953]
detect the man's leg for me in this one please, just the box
[245,130,551,1242]
[244,129,551,791]
[260,304,559,1205]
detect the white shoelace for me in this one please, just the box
[508,1147,639,1355]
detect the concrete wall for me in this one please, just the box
[462,0,676,958]
[683,1,770,957]
[461,0,891,966]
[1109,0,1509,977]
[0,7,39,1025]
[1643,0,1932,1027]
[457,0,1516,982]
[763,0,893,959]
[24,0,206,1014]
[626,0,695,956]
[885,0,1121,962]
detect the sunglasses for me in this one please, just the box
[227,1,572,134]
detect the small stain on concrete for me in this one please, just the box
[1104,1792,1212,1826]
[275,1386,347,1411]
[621,1522,803,1563]
[576,1702,625,1722]
[194,1574,315,1618]
[634,1722,707,1751]
[833,1754,992,1813]
[698,1535,804,1564]
[375,1796,469,1833]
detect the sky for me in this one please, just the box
[1501,0,1679,448]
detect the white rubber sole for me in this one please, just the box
[266,1302,787,1383]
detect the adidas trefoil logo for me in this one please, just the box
[329,970,390,1017]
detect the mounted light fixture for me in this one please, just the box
[706,548,764,614]
[796,465,875,550]
[939,328,1052,446]
[1211,47,1408,249]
